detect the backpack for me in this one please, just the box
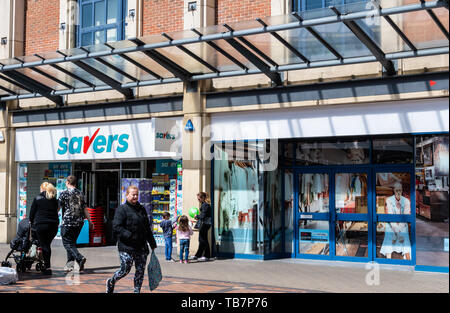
[66,190,85,219]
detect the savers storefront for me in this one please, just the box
[15,118,182,246]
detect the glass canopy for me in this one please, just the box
[0,0,448,104]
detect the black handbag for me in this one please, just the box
[194,219,202,230]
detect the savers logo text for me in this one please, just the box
[57,128,129,155]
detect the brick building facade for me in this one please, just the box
[24,0,60,55]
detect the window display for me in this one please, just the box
[121,178,152,223]
[373,138,414,164]
[299,220,329,255]
[376,172,412,260]
[121,173,179,247]
[284,170,294,254]
[214,144,262,256]
[298,173,329,213]
[296,140,369,165]
[335,222,368,257]
[282,142,295,167]
[17,164,27,225]
[264,169,283,255]
[335,173,368,214]
[415,135,449,267]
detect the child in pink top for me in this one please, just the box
[177,215,193,263]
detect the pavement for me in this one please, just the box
[0,241,448,294]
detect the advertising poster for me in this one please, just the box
[48,163,71,239]
[298,221,329,255]
[121,178,153,226]
[375,172,412,260]
[176,162,183,217]
[17,164,27,224]
[214,145,260,255]
[300,229,329,243]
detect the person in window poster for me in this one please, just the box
[380,182,411,260]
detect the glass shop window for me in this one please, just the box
[373,137,414,164]
[415,135,449,267]
[281,142,295,167]
[213,142,264,256]
[296,139,370,166]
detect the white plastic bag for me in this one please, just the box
[0,267,18,285]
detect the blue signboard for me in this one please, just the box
[300,229,329,243]
[156,159,178,175]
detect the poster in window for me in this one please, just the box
[422,143,433,167]
[375,172,412,260]
[433,136,449,176]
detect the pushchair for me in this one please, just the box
[1,218,45,273]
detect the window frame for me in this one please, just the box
[78,0,127,47]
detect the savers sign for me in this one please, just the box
[56,128,129,155]
[15,119,182,162]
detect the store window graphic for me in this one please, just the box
[298,173,330,255]
[375,172,412,260]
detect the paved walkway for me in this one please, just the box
[0,242,448,293]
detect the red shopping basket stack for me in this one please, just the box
[88,206,106,246]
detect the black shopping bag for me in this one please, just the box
[147,250,162,291]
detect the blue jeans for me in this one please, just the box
[164,236,173,260]
[179,239,190,261]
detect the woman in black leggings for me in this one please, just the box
[193,192,212,261]
[29,182,59,275]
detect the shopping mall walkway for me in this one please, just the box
[0,242,447,293]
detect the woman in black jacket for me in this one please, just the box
[193,192,212,261]
[106,185,157,293]
[29,182,59,275]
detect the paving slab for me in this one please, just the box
[0,242,448,293]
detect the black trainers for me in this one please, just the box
[77,257,86,272]
[106,278,114,293]
[41,268,52,275]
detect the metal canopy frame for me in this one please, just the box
[0,0,448,105]
[330,6,397,75]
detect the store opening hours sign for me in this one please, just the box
[15,119,182,162]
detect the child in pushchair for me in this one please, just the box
[1,218,45,273]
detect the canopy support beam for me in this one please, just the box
[1,70,64,106]
[72,60,134,99]
[292,12,343,60]
[130,38,192,82]
[256,18,310,64]
[421,0,449,39]
[162,33,220,73]
[191,28,249,71]
[104,43,164,81]
[330,6,396,76]
[223,24,282,86]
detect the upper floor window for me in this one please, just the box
[293,0,366,12]
[78,0,127,47]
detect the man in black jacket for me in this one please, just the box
[106,185,157,293]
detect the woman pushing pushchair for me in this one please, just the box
[1,217,44,273]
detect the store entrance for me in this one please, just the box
[94,171,119,245]
[73,162,120,246]
[294,167,415,265]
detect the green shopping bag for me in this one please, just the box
[147,250,162,291]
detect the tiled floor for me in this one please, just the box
[0,269,315,293]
